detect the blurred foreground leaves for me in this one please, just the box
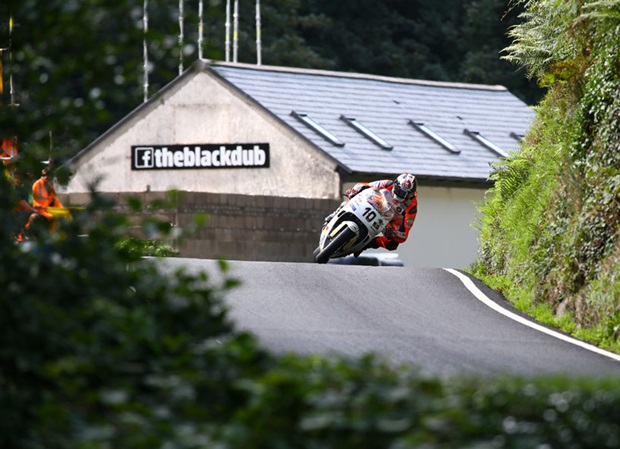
[2,165,620,449]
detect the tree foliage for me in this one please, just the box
[1,156,270,448]
[298,0,543,103]
[0,0,331,165]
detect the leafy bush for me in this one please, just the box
[0,168,271,448]
[116,237,179,258]
[213,355,620,449]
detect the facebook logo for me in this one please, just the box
[134,147,154,168]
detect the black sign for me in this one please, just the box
[131,143,270,170]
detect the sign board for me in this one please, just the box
[131,143,270,170]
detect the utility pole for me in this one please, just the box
[198,0,204,59]
[8,14,18,107]
[178,0,184,75]
[143,0,149,102]
[256,0,262,65]
[225,0,231,62]
[233,0,239,63]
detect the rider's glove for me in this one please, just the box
[346,185,370,199]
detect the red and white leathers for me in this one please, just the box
[345,179,418,251]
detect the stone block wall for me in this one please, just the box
[59,191,340,263]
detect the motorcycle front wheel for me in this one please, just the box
[314,227,356,264]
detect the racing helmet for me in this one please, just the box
[393,173,417,201]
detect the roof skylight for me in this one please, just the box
[291,111,345,147]
[510,132,524,142]
[340,115,393,150]
[464,129,508,158]
[409,121,460,154]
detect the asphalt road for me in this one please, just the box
[157,258,620,378]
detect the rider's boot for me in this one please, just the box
[354,238,380,257]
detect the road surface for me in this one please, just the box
[157,258,620,377]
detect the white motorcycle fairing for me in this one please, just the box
[313,188,395,264]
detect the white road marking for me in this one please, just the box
[444,268,620,362]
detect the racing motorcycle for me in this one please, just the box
[313,187,395,264]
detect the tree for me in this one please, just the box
[0,0,333,165]
[2,0,153,162]
[459,0,544,104]
[298,0,461,79]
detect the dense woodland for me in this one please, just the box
[0,0,542,165]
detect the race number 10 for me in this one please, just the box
[362,207,377,222]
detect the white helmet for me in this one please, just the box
[393,173,417,201]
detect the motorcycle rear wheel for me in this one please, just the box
[314,227,356,264]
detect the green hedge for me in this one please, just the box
[473,0,620,353]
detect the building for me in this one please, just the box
[61,59,534,267]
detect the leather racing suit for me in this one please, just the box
[345,179,418,251]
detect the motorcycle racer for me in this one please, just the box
[344,173,418,254]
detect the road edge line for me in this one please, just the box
[444,268,620,363]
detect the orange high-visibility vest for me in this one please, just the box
[32,178,63,217]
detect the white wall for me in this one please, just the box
[359,184,487,269]
[64,71,340,199]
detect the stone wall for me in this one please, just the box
[59,191,340,263]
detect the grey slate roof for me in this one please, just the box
[208,61,535,183]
